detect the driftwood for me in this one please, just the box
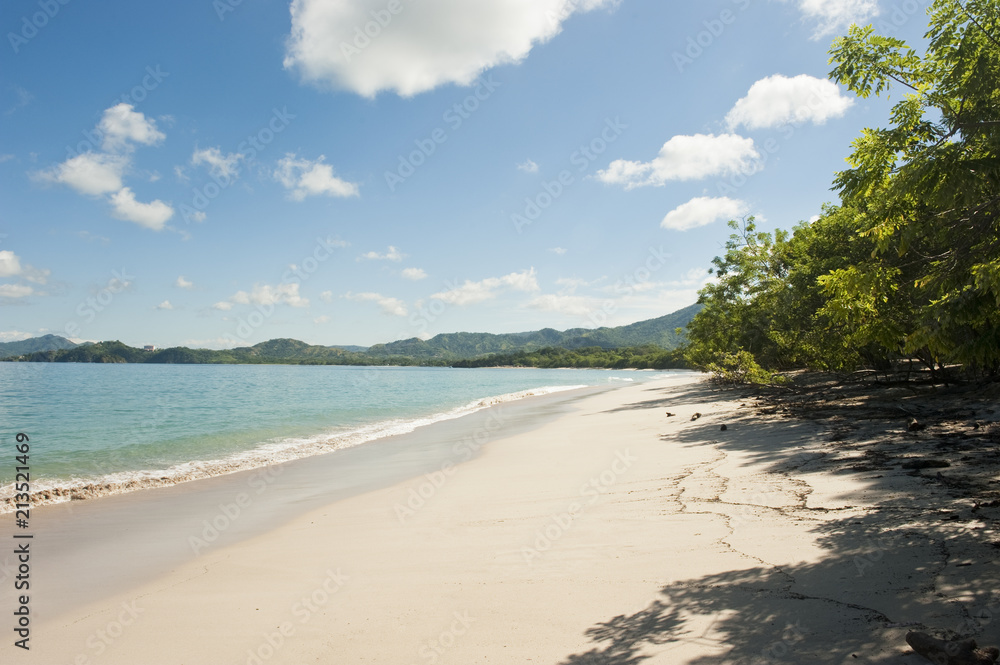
[906,631,999,665]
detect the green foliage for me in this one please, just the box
[52,341,144,363]
[451,346,690,370]
[7,340,687,371]
[686,2,1000,380]
[704,350,789,387]
[827,0,1000,373]
[12,340,375,366]
[367,306,700,360]
[0,334,77,358]
[3,308,700,368]
[686,209,884,374]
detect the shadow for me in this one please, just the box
[601,382,732,414]
[558,512,999,664]
[559,378,1000,664]
[559,600,684,665]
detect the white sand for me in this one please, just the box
[7,374,992,663]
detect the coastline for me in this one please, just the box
[0,379,606,514]
[4,373,996,663]
[0,383,605,621]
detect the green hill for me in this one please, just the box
[237,338,361,360]
[6,304,701,366]
[0,334,78,358]
[367,304,701,359]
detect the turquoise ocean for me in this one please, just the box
[0,363,680,509]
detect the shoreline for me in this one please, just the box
[0,379,630,513]
[0,383,605,622]
[4,373,996,663]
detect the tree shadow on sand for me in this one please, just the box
[563,379,1000,664]
[559,513,999,664]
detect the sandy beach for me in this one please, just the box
[4,373,998,664]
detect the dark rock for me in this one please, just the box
[691,413,701,421]
[909,418,927,432]
[720,424,728,431]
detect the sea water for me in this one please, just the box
[0,362,681,508]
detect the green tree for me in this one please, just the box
[686,208,887,377]
[827,0,1000,374]
[685,216,792,370]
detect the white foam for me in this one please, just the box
[0,384,590,512]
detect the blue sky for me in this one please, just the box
[0,0,929,348]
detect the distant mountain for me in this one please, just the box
[11,339,386,366]
[0,334,78,358]
[5,304,701,365]
[366,304,701,359]
[230,339,370,361]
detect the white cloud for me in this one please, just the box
[0,284,34,298]
[789,0,879,39]
[181,337,240,349]
[430,268,539,306]
[33,105,173,233]
[726,74,854,130]
[401,267,428,281]
[0,250,49,287]
[320,290,334,303]
[34,152,127,196]
[231,283,309,308]
[555,276,596,292]
[109,187,174,231]
[0,251,22,278]
[284,0,619,97]
[212,301,234,311]
[99,103,165,153]
[175,276,194,290]
[191,147,243,180]
[5,86,33,116]
[597,134,760,189]
[668,267,714,288]
[274,153,359,200]
[156,300,174,310]
[517,159,539,173]
[19,265,49,285]
[0,330,33,342]
[345,291,408,316]
[661,196,749,231]
[358,246,405,262]
[527,294,594,316]
[549,247,568,255]
[598,280,668,295]
[314,315,331,324]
